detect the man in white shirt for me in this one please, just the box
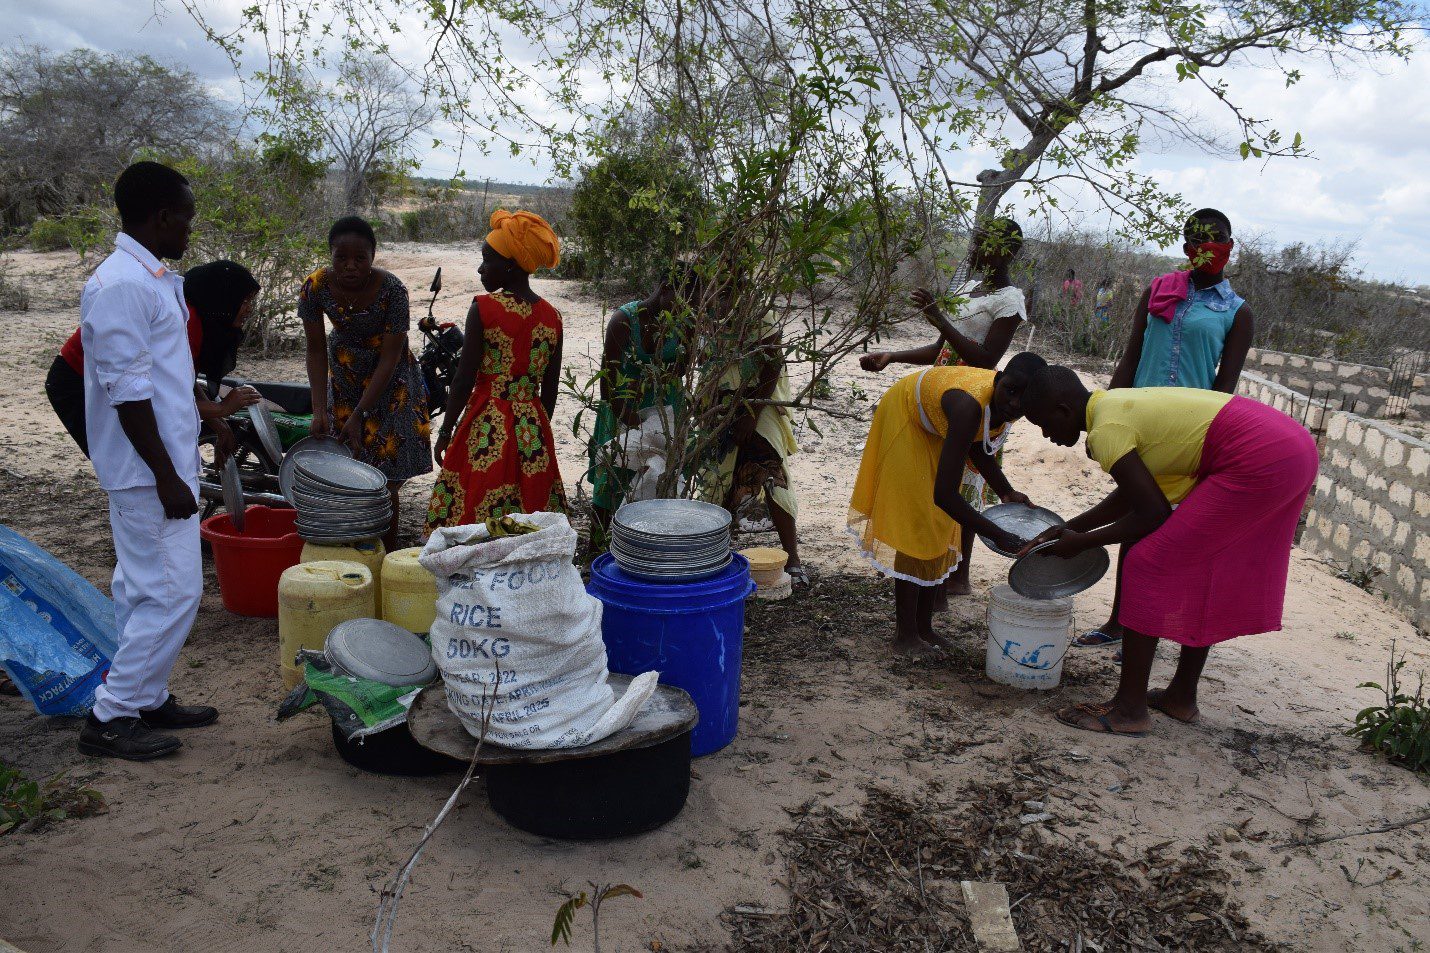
[77,161,218,761]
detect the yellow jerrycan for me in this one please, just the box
[301,540,386,608]
[276,560,375,688]
[381,547,437,635]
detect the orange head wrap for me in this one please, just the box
[485,210,560,274]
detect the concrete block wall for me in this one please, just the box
[1239,372,1430,631]
[1244,348,1396,418]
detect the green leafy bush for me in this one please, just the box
[1348,643,1430,773]
[0,762,106,835]
[26,210,108,256]
[568,148,704,291]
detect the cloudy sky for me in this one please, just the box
[9,0,1430,284]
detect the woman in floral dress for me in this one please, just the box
[426,210,566,530]
[300,216,432,549]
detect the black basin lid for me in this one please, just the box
[407,674,699,766]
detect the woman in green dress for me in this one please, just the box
[587,272,696,537]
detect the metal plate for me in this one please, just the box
[613,499,731,538]
[294,491,390,510]
[280,437,351,504]
[248,402,283,465]
[610,538,729,561]
[221,455,245,532]
[408,674,698,765]
[978,503,1066,558]
[297,526,386,540]
[611,553,734,581]
[325,618,436,686]
[1008,539,1111,600]
[292,450,387,493]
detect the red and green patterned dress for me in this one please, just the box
[426,290,568,529]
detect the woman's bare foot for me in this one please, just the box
[1147,688,1200,724]
[921,630,955,652]
[893,631,944,658]
[1054,701,1150,737]
[945,573,972,597]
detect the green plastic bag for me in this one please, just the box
[276,652,425,740]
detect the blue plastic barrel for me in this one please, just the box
[588,553,753,757]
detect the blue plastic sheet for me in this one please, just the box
[0,523,117,716]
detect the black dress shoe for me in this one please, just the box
[78,714,181,761]
[140,697,219,729]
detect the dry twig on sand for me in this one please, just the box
[1273,811,1430,851]
[371,671,497,953]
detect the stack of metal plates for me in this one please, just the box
[288,450,391,544]
[610,499,732,581]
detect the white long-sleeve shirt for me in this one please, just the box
[80,233,201,491]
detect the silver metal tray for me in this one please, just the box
[221,456,245,532]
[248,403,283,465]
[613,499,731,538]
[325,618,436,686]
[280,437,350,503]
[978,503,1065,558]
[292,450,387,493]
[1008,539,1110,600]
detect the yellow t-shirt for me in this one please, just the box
[1084,388,1233,503]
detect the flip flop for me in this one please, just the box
[1074,628,1122,648]
[1055,703,1147,738]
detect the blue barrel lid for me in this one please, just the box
[589,552,753,609]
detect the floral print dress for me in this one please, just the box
[298,269,433,482]
[426,290,567,529]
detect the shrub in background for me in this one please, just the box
[568,148,703,292]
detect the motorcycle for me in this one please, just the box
[198,268,463,516]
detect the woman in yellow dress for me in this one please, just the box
[848,352,1045,656]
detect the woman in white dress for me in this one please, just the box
[860,217,1027,598]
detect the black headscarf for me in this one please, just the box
[184,260,260,397]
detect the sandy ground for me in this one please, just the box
[1,244,1428,952]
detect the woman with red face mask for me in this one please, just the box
[1074,207,1255,650]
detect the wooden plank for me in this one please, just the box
[960,881,1021,952]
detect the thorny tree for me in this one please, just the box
[173,0,1420,505]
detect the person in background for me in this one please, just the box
[1093,276,1114,324]
[860,218,1028,598]
[1020,366,1316,736]
[587,268,698,538]
[1075,208,1255,650]
[1061,268,1084,316]
[46,260,262,458]
[300,216,432,550]
[848,353,1047,656]
[427,210,565,530]
[76,161,218,761]
[702,290,807,589]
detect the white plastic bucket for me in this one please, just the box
[985,584,1072,690]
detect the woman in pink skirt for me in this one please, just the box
[1019,366,1319,736]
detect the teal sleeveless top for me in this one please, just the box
[1133,278,1243,390]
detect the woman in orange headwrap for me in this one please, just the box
[426,210,568,529]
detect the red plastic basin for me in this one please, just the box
[200,505,303,617]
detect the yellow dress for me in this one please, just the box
[847,365,1007,585]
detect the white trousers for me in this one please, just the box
[91,480,203,722]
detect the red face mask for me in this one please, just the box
[1187,240,1233,276]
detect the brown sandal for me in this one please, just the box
[1055,703,1147,738]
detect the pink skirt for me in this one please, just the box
[1119,395,1319,647]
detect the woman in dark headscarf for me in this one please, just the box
[45,259,262,457]
[186,260,262,399]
